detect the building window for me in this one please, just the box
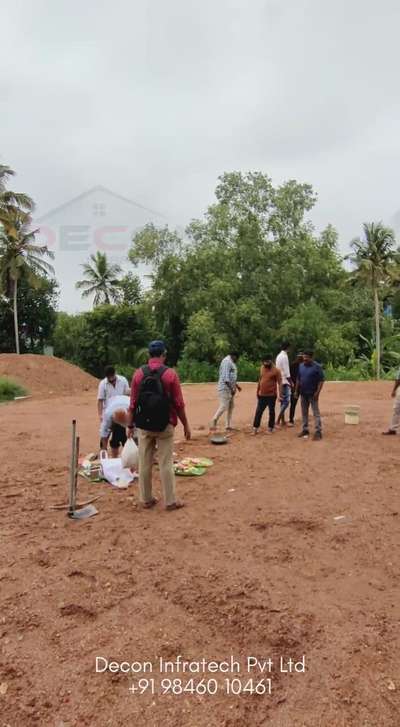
[93,202,106,217]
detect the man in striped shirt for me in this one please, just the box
[210,352,241,431]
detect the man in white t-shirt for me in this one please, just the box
[275,342,292,428]
[98,366,130,455]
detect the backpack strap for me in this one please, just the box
[141,364,167,379]
[155,365,167,378]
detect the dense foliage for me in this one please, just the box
[124,172,400,376]
[0,276,58,353]
[53,303,150,377]
[2,166,399,380]
[0,165,54,353]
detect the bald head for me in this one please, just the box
[113,408,130,427]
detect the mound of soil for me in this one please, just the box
[0,353,98,396]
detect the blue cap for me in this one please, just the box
[149,339,166,355]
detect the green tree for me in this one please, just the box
[182,310,229,362]
[347,222,397,379]
[114,272,142,306]
[0,208,54,354]
[52,312,89,365]
[188,171,316,246]
[59,305,150,377]
[75,252,122,306]
[0,276,58,353]
[127,172,392,377]
[129,223,183,268]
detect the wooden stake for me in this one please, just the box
[68,420,77,516]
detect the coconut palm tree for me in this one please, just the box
[347,222,397,379]
[0,208,54,354]
[0,164,34,222]
[75,251,123,306]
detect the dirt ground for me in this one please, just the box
[1,380,400,727]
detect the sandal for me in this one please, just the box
[141,497,158,509]
[166,500,185,511]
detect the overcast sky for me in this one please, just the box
[2,0,400,309]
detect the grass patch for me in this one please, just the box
[0,377,27,402]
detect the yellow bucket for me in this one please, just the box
[345,405,360,425]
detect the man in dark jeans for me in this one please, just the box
[253,354,282,434]
[289,352,303,426]
[296,350,325,440]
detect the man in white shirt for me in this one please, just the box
[275,342,292,428]
[98,366,130,455]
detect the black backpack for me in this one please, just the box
[134,365,170,432]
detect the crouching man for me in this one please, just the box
[100,395,133,456]
[127,340,191,511]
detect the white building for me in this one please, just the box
[34,185,167,312]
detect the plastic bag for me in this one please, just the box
[121,438,139,469]
[99,451,137,487]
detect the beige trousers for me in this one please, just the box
[137,424,176,506]
[213,390,234,428]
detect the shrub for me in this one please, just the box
[382,367,400,381]
[177,355,260,383]
[177,358,218,383]
[237,356,260,382]
[324,363,370,381]
[0,377,27,402]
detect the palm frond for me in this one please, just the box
[26,256,55,276]
[76,279,97,291]
[80,287,97,299]
[0,165,15,191]
[0,190,35,212]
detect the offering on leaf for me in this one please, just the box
[173,457,213,476]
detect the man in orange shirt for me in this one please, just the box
[253,354,283,435]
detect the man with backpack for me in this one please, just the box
[127,340,191,511]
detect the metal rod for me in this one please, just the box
[73,435,80,512]
[68,419,77,516]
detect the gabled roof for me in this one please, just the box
[36,185,166,222]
